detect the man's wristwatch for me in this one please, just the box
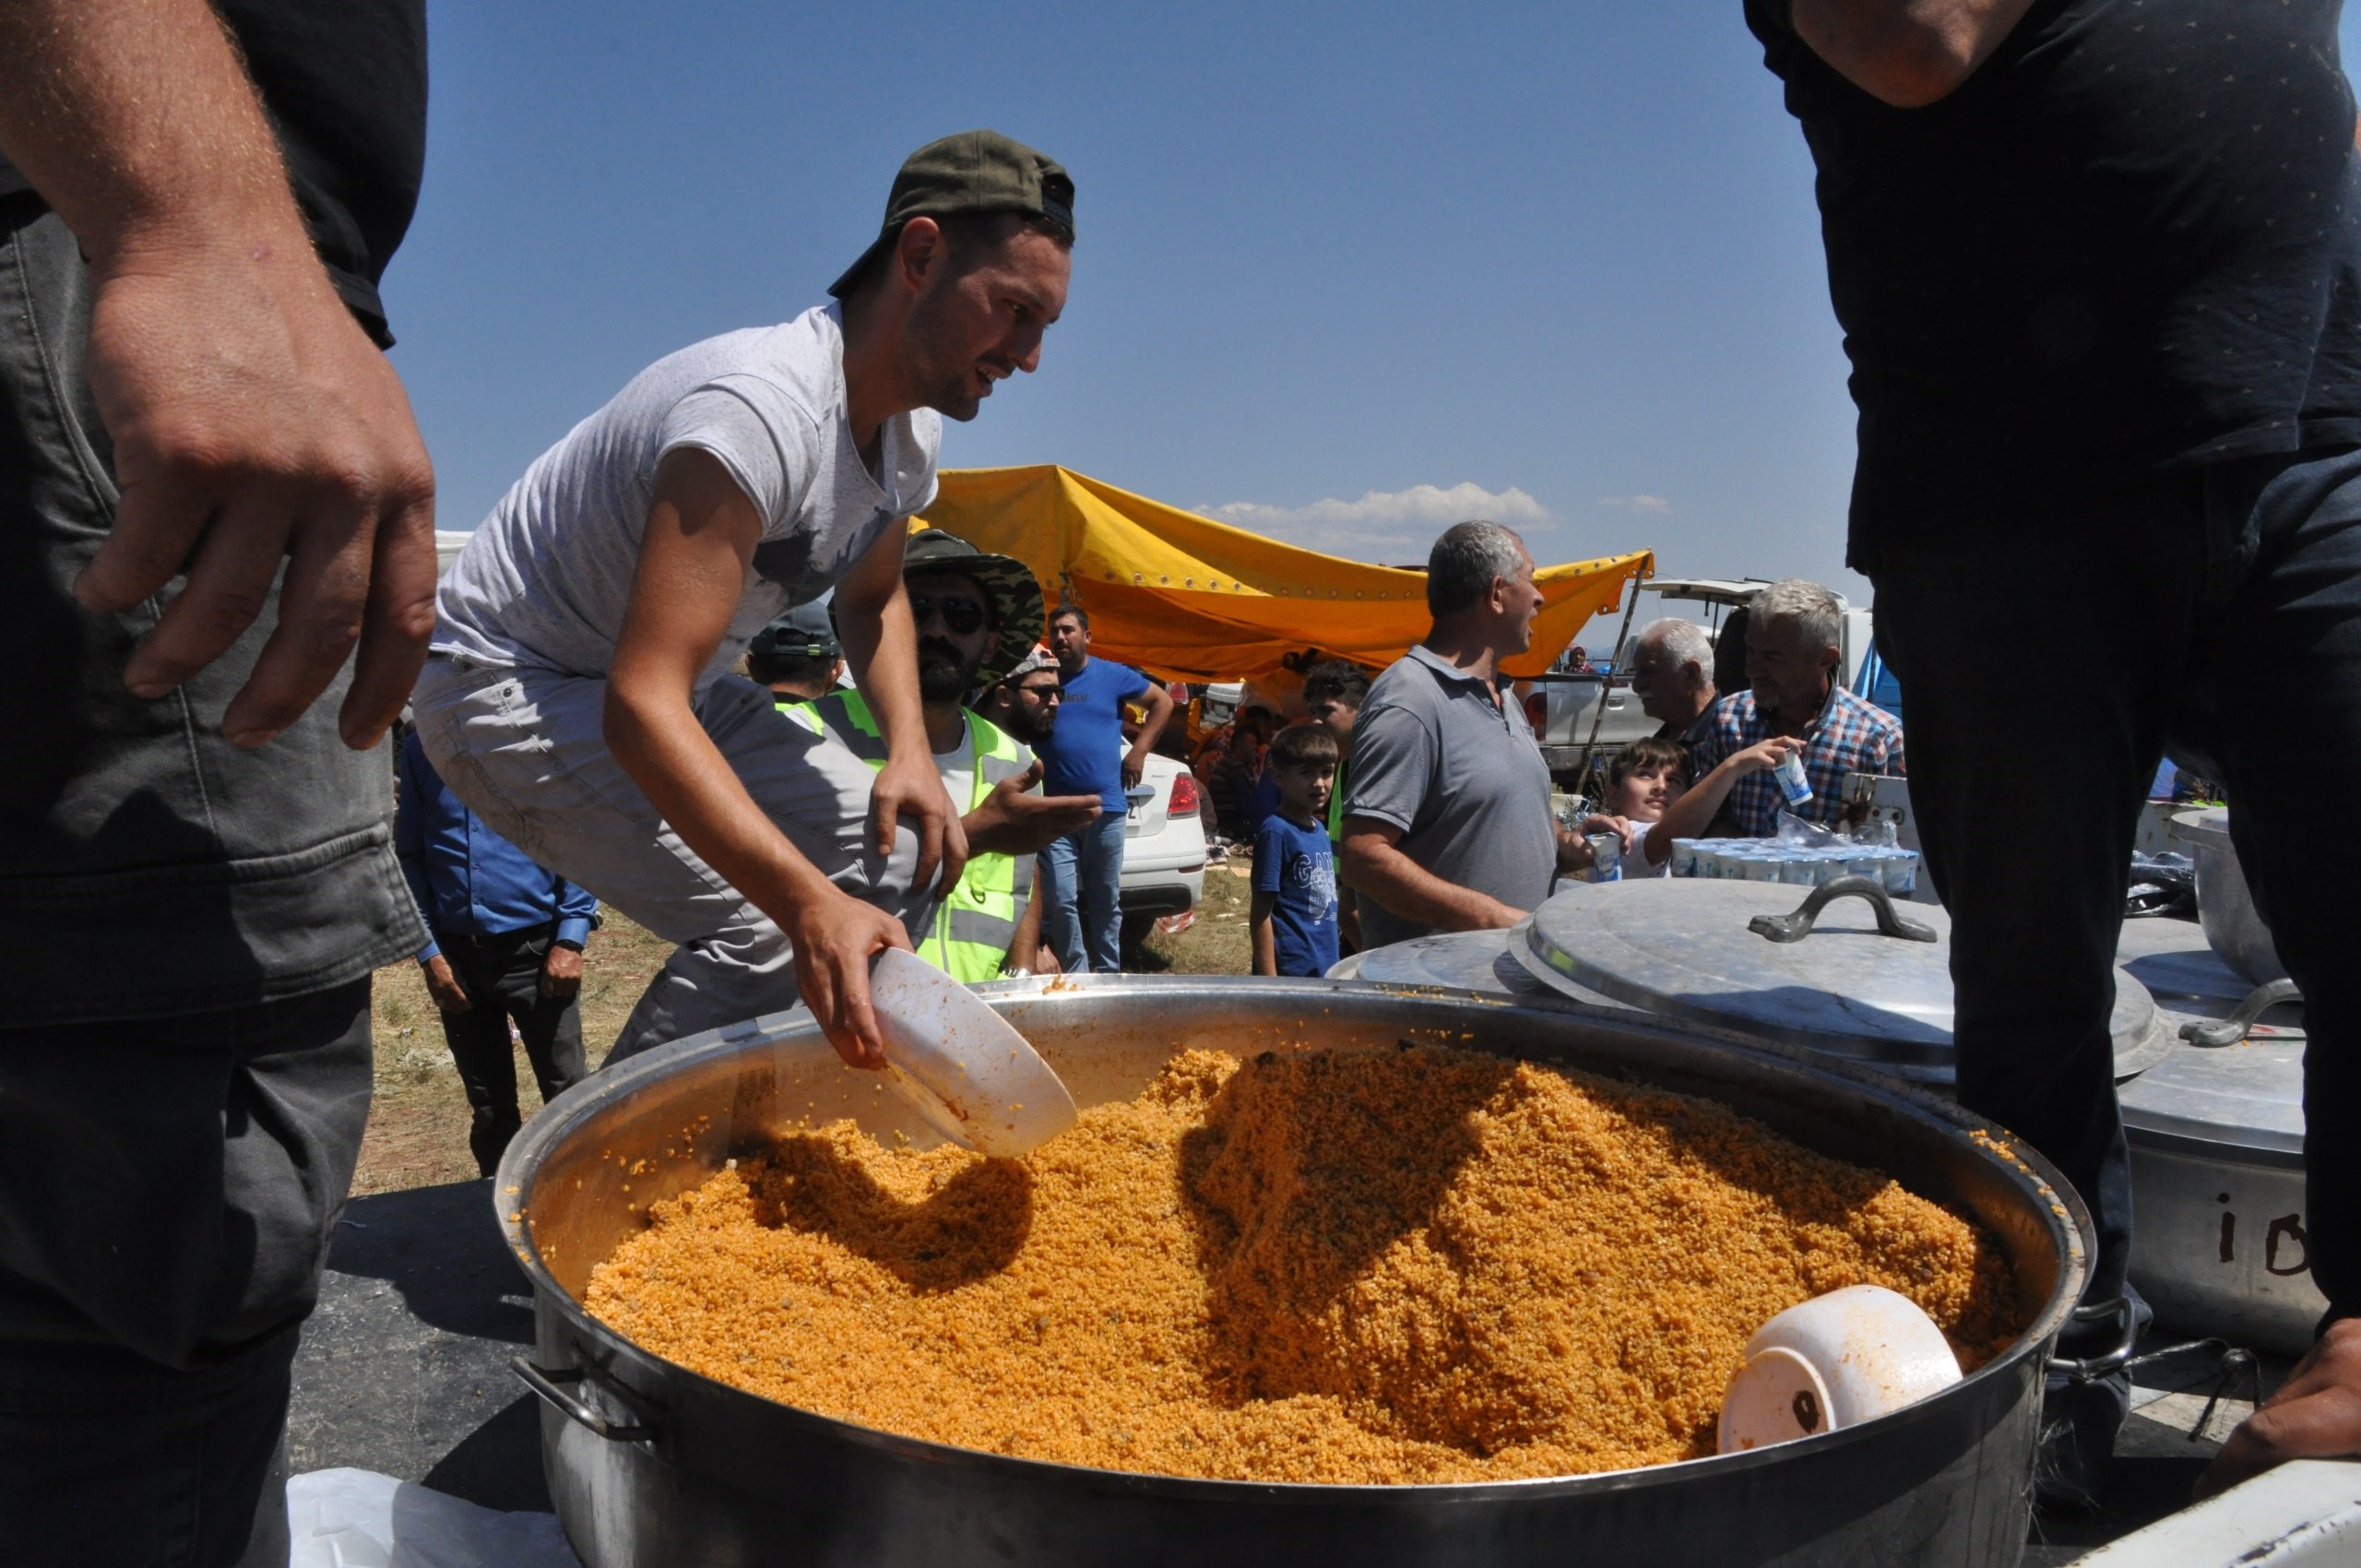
[553,937,586,953]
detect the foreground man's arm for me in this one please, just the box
[1340,817,1523,932]
[606,448,906,1069]
[1787,0,2039,107]
[836,524,966,893]
[0,0,436,749]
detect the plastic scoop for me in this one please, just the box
[866,947,1078,1157]
[1716,1285,1962,1454]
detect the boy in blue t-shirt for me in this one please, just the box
[1251,723,1343,977]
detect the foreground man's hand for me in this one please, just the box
[0,0,437,752]
[870,753,968,894]
[77,242,438,749]
[789,890,911,1069]
[2196,1318,2361,1500]
[966,762,1101,856]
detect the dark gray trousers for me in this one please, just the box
[0,982,374,1568]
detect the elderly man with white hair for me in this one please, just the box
[1653,578,1904,842]
[1628,617,1721,766]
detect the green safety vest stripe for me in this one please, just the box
[779,688,1029,980]
[946,905,1020,953]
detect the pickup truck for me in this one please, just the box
[1519,576,1898,789]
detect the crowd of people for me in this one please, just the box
[9,1,2361,1560]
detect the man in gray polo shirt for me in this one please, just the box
[1341,520,1601,947]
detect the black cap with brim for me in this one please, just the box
[828,129,1074,300]
[902,528,1045,683]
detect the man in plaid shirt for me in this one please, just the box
[1688,579,1903,836]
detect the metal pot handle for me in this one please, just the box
[1748,875,1939,945]
[2046,1299,2142,1384]
[513,1357,656,1443]
[2178,977,2302,1048]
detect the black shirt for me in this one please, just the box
[224,0,429,346]
[0,1,427,346]
[1748,0,2361,570]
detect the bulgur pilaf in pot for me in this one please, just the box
[584,1043,2023,1483]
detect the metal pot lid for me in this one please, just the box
[1346,924,1631,1009]
[2115,917,2306,1163]
[2168,805,2234,850]
[1515,879,2171,1085]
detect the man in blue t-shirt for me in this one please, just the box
[1251,724,1341,977]
[1035,603,1174,971]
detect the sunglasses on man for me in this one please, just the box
[910,594,989,635]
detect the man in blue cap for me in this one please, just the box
[746,601,845,707]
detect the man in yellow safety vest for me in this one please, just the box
[782,530,1100,981]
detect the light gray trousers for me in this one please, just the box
[411,656,933,1060]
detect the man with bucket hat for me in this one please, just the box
[414,131,1074,1069]
[612,529,1103,1057]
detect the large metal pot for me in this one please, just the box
[2115,918,2323,1354]
[499,979,2094,1568]
[2170,808,2288,985]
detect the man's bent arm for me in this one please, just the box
[1132,682,1175,758]
[1340,816,1521,932]
[607,448,904,1066]
[1787,0,2038,108]
[836,523,967,891]
[0,0,437,749]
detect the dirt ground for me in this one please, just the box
[352,862,1260,1194]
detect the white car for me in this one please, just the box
[1117,751,1207,946]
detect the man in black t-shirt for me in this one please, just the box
[0,4,432,1563]
[1751,0,2361,1505]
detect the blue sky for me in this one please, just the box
[383,3,2361,627]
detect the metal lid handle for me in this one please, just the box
[1748,875,1939,945]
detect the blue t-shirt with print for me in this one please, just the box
[1252,813,1341,978]
[1040,656,1154,811]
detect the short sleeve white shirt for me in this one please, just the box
[433,303,941,690]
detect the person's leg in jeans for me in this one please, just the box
[0,983,374,1568]
[2189,447,2361,1329]
[1038,827,1088,973]
[1077,812,1127,973]
[1873,508,2201,1502]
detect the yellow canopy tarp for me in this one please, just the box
[918,465,1653,682]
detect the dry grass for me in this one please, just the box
[355,909,674,1194]
[1132,857,1254,976]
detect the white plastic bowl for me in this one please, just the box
[1716,1284,1963,1454]
[866,948,1077,1158]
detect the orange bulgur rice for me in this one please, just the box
[584,1044,2023,1483]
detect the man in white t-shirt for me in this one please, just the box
[412,130,1074,1067]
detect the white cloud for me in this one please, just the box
[1596,494,1670,514]
[1204,481,1550,561]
